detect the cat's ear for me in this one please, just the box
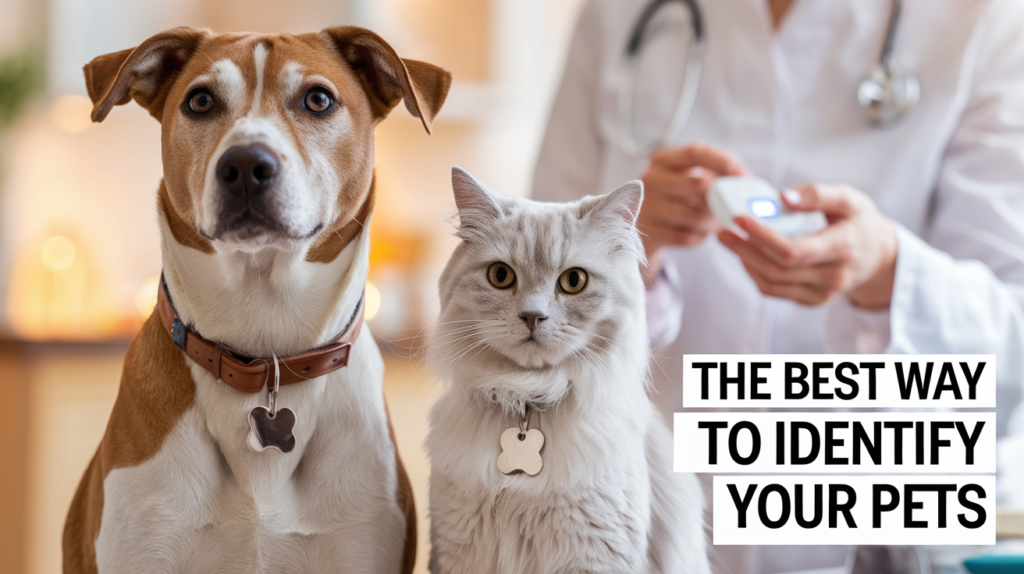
[452,167,502,225]
[588,180,644,227]
[582,180,646,263]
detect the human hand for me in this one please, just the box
[638,143,747,277]
[717,183,898,309]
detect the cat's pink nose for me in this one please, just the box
[520,311,548,334]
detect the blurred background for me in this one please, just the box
[0,0,586,572]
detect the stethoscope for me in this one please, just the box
[618,0,921,156]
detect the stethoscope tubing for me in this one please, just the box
[617,0,915,157]
[618,0,705,157]
[625,0,704,56]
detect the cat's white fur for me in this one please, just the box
[426,168,709,574]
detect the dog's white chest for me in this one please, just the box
[95,355,405,573]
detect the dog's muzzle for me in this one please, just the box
[211,143,287,239]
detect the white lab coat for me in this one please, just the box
[533,0,1024,572]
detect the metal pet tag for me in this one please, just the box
[497,428,544,476]
[497,405,544,476]
[248,406,296,452]
[247,353,297,453]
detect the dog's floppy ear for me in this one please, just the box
[323,26,452,134]
[84,27,208,123]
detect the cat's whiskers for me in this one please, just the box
[380,320,497,358]
[386,319,500,352]
[433,338,492,379]
[445,334,492,364]
[384,327,469,345]
[456,340,494,372]
[427,328,487,346]
[580,339,617,373]
[386,319,502,344]
[573,342,612,374]
[432,333,486,355]
[567,348,593,373]
[433,322,497,344]
[431,325,489,350]
[423,332,486,363]
[394,319,501,338]
[585,332,617,344]
[435,319,504,325]
[384,322,495,361]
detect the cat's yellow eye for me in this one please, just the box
[558,268,588,294]
[488,262,516,289]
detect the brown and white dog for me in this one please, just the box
[62,27,450,573]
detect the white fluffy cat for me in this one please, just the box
[426,167,709,574]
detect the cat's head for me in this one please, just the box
[432,168,648,406]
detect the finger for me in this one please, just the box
[670,228,710,247]
[643,166,713,207]
[641,220,709,248]
[640,180,715,223]
[638,187,717,247]
[733,217,800,265]
[651,143,749,176]
[735,217,852,268]
[646,197,716,233]
[637,220,676,254]
[719,231,849,289]
[781,183,857,217]
[650,213,716,236]
[741,263,836,306]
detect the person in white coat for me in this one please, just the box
[533,0,1024,572]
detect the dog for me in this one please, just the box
[62,26,450,573]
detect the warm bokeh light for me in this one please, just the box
[365,281,381,321]
[48,94,94,134]
[135,274,160,318]
[8,232,119,340]
[40,234,76,271]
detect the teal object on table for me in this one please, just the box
[963,554,1024,574]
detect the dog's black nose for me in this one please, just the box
[216,144,280,198]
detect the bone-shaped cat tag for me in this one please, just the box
[498,427,544,476]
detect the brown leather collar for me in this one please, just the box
[156,275,364,393]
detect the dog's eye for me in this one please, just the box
[188,90,214,113]
[558,268,588,294]
[303,89,334,114]
[488,262,516,289]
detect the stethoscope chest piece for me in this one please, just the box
[619,0,920,150]
[857,0,919,126]
[857,64,920,126]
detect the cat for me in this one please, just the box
[425,167,709,574]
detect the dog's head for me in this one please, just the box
[84,27,450,259]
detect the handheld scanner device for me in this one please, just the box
[708,176,828,238]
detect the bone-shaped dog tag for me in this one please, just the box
[497,427,544,476]
[248,406,296,453]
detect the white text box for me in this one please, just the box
[682,355,996,408]
[712,475,995,545]
[675,412,996,473]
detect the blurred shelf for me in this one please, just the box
[998,508,1024,539]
